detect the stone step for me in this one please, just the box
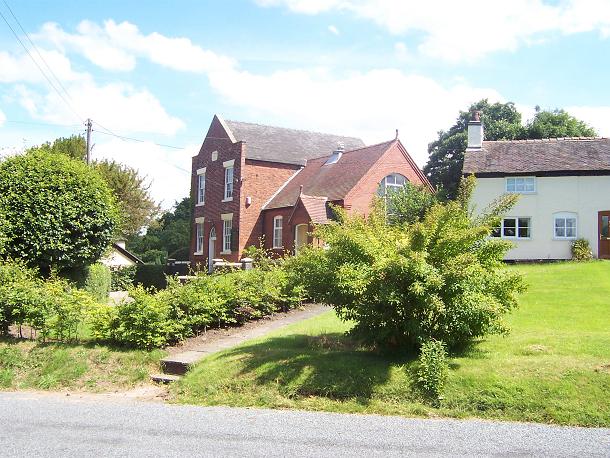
[160,350,210,375]
[150,373,181,384]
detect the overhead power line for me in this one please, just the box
[0,2,84,124]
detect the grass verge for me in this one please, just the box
[0,338,165,392]
[171,261,610,427]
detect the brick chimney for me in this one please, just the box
[467,111,483,150]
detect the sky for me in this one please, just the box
[1,0,610,208]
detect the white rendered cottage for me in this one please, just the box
[463,113,610,260]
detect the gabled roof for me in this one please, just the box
[289,194,332,225]
[264,140,397,209]
[463,137,610,175]
[223,119,365,166]
[112,243,143,265]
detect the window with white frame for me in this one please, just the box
[196,171,205,205]
[222,218,232,253]
[195,222,204,253]
[273,216,283,248]
[506,177,536,193]
[377,173,408,196]
[554,212,577,239]
[491,217,531,239]
[223,161,234,200]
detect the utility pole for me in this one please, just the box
[85,118,92,164]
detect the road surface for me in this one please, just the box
[0,392,608,457]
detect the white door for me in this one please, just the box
[294,224,308,255]
[208,227,216,273]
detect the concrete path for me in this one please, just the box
[158,304,329,378]
[1,392,608,457]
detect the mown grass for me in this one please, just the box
[172,261,610,427]
[0,339,165,391]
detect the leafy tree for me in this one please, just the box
[286,176,524,350]
[525,109,596,139]
[0,150,119,275]
[127,197,191,263]
[93,160,159,237]
[386,183,438,225]
[424,100,597,200]
[424,100,523,200]
[28,134,87,161]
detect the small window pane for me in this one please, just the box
[602,216,609,237]
[506,178,515,192]
[515,178,525,191]
[518,218,530,238]
[555,218,565,238]
[525,178,535,192]
[491,226,501,238]
[503,218,516,237]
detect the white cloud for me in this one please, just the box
[0,48,85,83]
[394,42,409,60]
[257,0,610,62]
[93,138,197,208]
[328,25,340,35]
[208,67,503,164]
[565,106,610,137]
[37,20,235,74]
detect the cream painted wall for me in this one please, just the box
[100,249,137,268]
[471,175,610,260]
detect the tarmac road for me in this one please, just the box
[1,392,608,457]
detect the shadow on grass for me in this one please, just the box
[215,332,419,403]
[0,335,158,355]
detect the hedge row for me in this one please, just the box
[90,267,305,349]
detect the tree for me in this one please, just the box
[424,100,523,200]
[0,150,119,275]
[28,134,87,161]
[287,176,524,350]
[93,160,159,237]
[127,197,191,263]
[525,109,596,139]
[386,183,438,225]
[424,100,597,200]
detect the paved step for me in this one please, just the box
[160,350,211,376]
[150,373,182,384]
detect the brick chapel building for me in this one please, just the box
[190,115,431,271]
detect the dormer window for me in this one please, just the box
[324,142,345,165]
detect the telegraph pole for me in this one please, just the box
[85,118,92,164]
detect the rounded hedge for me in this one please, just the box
[0,151,119,273]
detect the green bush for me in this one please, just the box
[134,264,167,290]
[287,177,525,350]
[82,264,111,302]
[110,266,136,291]
[416,339,449,402]
[0,150,119,274]
[571,238,593,261]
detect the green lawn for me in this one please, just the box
[0,339,165,391]
[171,261,610,427]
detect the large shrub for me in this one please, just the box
[110,266,136,291]
[134,264,167,290]
[0,151,119,274]
[67,263,111,302]
[287,177,525,350]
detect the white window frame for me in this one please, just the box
[377,173,408,196]
[223,160,234,202]
[221,213,233,254]
[506,176,536,194]
[492,217,531,239]
[194,217,205,254]
[273,216,283,249]
[553,212,577,240]
[196,168,206,206]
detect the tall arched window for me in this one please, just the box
[377,173,408,196]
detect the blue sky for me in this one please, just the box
[1,0,610,207]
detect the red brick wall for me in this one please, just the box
[190,116,243,267]
[262,201,318,257]
[239,159,301,254]
[345,142,428,216]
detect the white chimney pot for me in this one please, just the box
[467,112,483,150]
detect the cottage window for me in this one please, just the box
[492,217,531,239]
[377,173,408,196]
[273,216,283,249]
[223,160,234,201]
[506,177,535,193]
[222,218,232,253]
[554,213,577,239]
[197,172,205,205]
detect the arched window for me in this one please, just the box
[377,173,408,197]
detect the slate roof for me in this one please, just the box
[265,140,397,209]
[463,137,610,175]
[224,120,365,166]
